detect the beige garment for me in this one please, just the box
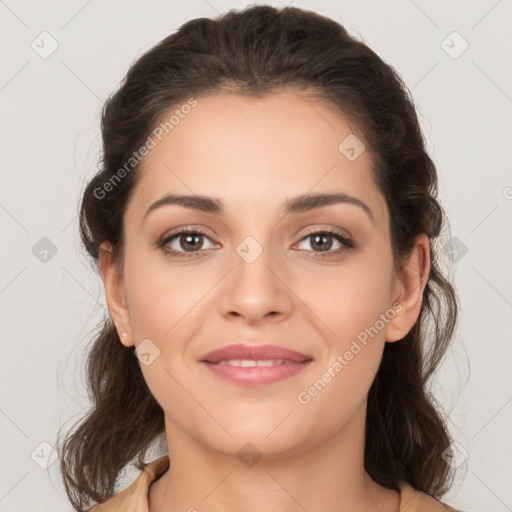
[86,455,459,512]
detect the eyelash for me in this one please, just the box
[157,227,355,259]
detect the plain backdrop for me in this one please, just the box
[1,1,511,511]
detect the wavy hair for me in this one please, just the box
[57,5,459,510]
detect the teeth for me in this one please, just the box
[217,359,288,367]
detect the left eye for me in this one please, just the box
[295,231,352,254]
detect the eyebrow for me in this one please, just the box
[143,192,375,224]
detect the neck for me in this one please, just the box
[148,405,399,512]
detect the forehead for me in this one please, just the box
[125,90,388,227]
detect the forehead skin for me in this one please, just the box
[124,89,390,248]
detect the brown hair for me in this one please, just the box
[57,5,459,510]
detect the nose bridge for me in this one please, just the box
[228,202,277,274]
[218,230,292,321]
[232,232,276,290]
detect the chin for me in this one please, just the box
[199,414,312,458]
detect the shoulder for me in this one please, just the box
[84,456,170,512]
[399,481,460,511]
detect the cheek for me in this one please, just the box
[300,255,395,406]
[296,273,391,422]
[122,245,209,341]
[125,279,173,341]
[305,258,394,342]
[121,253,204,414]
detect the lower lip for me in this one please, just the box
[201,361,312,387]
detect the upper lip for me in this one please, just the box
[201,343,313,363]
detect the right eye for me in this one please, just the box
[158,228,217,257]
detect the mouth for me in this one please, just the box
[200,343,313,387]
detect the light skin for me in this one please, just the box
[99,89,430,512]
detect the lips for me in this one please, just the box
[201,343,312,364]
[200,343,313,387]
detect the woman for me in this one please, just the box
[58,5,461,511]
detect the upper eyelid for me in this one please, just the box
[161,227,215,243]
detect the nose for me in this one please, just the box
[218,237,293,325]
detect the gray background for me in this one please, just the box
[1,0,511,510]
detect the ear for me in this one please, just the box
[385,233,431,343]
[98,241,134,348]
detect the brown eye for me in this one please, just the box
[295,230,354,256]
[176,233,204,252]
[159,229,216,257]
[309,233,334,251]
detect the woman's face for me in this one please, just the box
[103,89,416,459]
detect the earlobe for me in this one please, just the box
[385,234,431,343]
[98,241,134,347]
